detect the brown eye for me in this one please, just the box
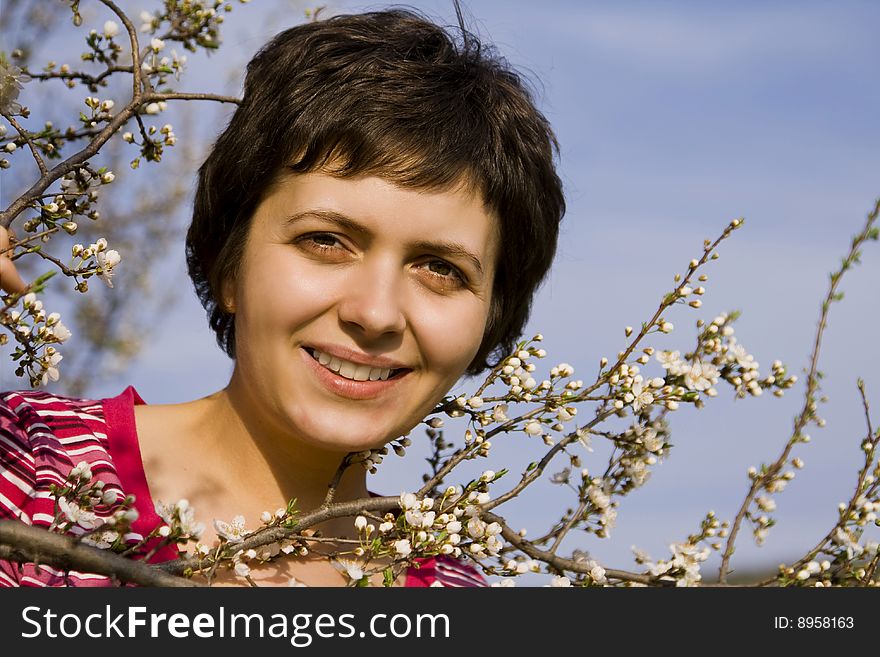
[428,261,454,276]
[305,233,341,249]
[418,259,465,289]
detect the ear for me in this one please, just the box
[220,276,236,314]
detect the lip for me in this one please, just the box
[304,342,411,370]
[301,347,411,400]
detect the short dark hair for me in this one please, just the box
[186,8,565,375]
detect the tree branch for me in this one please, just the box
[145,91,241,105]
[0,521,195,587]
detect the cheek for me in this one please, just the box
[415,298,489,380]
[236,254,335,330]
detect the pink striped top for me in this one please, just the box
[0,386,484,587]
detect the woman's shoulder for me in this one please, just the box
[1,387,104,420]
[0,388,122,524]
[0,387,144,587]
[0,387,112,466]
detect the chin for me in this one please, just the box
[291,410,401,454]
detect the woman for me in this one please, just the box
[0,8,565,586]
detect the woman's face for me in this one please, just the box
[224,171,498,453]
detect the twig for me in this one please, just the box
[28,247,78,276]
[484,409,616,511]
[323,454,354,507]
[480,510,662,586]
[0,2,244,229]
[0,226,60,256]
[2,113,47,176]
[756,378,880,586]
[99,0,142,99]
[26,65,133,89]
[576,219,743,402]
[720,198,880,583]
[145,91,241,105]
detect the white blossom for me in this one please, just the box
[628,380,655,412]
[214,515,248,543]
[0,58,31,115]
[524,421,543,436]
[102,20,119,38]
[95,249,121,287]
[399,492,418,510]
[683,360,719,391]
[467,517,487,538]
[337,559,365,582]
[58,497,101,529]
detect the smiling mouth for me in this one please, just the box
[303,347,409,382]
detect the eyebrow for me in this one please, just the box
[285,209,485,278]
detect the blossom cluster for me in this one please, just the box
[1,292,71,386]
[70,237,122,289]
[633,510,728,587]
[0,0,251,392]
[632,541,712,587]
[778,537,879,588]
[779,455,880,586]
[48,461,138,551]
[745,461,799,545]
[203,500,309,582]
[221,528,304,583]
[20,167,109,239]
[353,436,412,474]
[155,499,206,543]
[138,0,253,52]
[140,37,189,84]
[327,476,507,585]
[0,53,30,117]
[77,21,125,75]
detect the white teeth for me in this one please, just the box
[353,364,371,381]
[338,360,356,379]
[310,349,396,382]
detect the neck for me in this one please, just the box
[194,381,371,537]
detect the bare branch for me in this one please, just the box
[146,91,241,105]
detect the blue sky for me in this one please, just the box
[3,0,878,582]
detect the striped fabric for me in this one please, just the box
[0,388,485,587]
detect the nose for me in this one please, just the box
[337,259,407,339]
